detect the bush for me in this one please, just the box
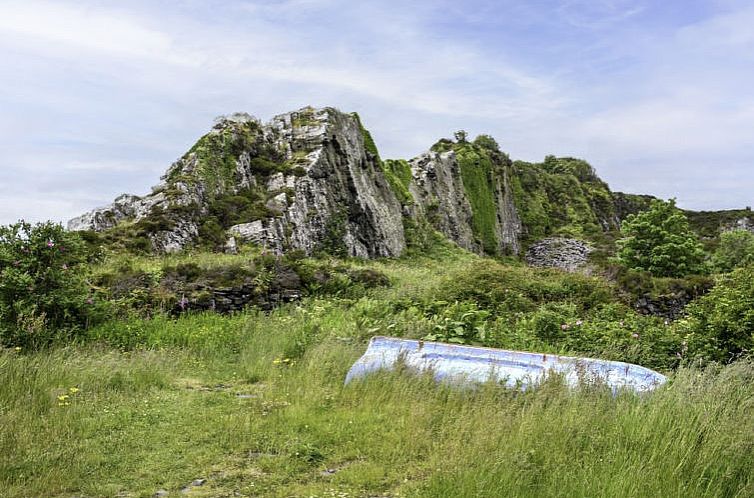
[0,221,100,347]
[711,229,754,273]
[437,260,614,313]
[615,199,707,277]
[680,266,754,362]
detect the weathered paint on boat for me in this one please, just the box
[345,336,667,393]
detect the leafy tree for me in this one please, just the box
[0,221,97,347]
[711,229,754,273]
[472,134,501,152]
[615,199,706,277]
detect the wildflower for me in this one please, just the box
[69,387,79,394]
[631,333,640,339]
[57,394,69,401]
[575,320,583,326]
[283,358,291,363]
[47,240,55,248]
[273,359,282,364]
[86,298,94,305]
[560,324,570,331]
[61,263,68,270]
[14,346,21,351]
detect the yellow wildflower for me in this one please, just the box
[57,395,69,401]
[69,387,79,394]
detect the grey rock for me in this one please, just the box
[154,490,169,497]
[405,149,522,255]
[265,192,288,213]
[407,151,479,253]
[525,238,592,272]
[224,236,238,254]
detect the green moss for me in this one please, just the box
[455,144,499,255]
[383,159,414,205]
[291,106,319,128]
[351,112,381,164]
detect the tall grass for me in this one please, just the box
[2,250,752,496]
[2,303,752,497]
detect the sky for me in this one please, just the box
[1,0,753,225]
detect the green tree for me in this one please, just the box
[616,199,706,277]
[711,229,754,273]
[0,221,97,347]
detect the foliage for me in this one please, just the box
[0,221,101,347]
[510,157,614,244]
[423,301,490,344]
[615,198,707,277]
[679,266,754,362]
[711,229,754,272]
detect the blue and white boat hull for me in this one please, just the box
[345,336,667,393]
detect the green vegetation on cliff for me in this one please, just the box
[510,156,616,243]
[455,143,501,254]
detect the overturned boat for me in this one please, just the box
[345,337,667,393]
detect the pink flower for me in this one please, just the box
[47,240,55,248]
[575,320,583,326]
[61,264,68,270]
[561,324,570,331]
[86,298,94,305]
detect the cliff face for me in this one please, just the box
[68,106,647,257]
[69,107,405,257]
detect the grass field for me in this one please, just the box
[2,251,753,497]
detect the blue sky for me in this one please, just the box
[1,0,753,224]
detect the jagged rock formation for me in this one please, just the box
[68,106,660,258]
[69,108,405,257]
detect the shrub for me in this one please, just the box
[680,266,754,362]
[615,198,707,277]
[0,221,100,347]
[711,229,754,273]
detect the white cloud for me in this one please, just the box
[0,0,752,224]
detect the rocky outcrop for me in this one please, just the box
[525,238,592,272]
[407,151,479,252]
[405,145,522,255]
[69,107,406,257]
[70,106,638,259]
